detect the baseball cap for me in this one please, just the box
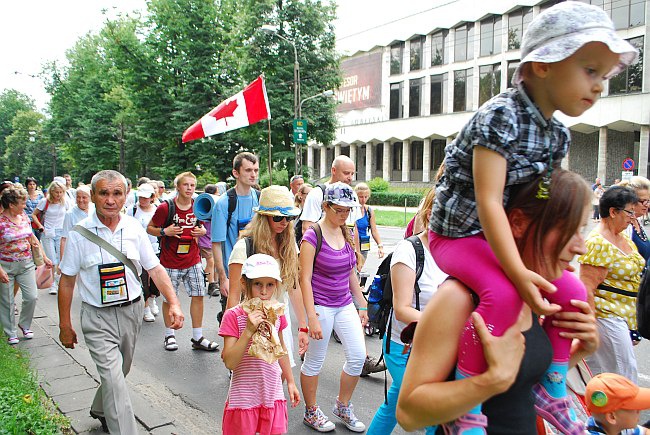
[136,183,155,198]
[586,373,650,414]
[512,1,638,85]
[53,176,66,186]
[323,182,360,208]
[241,254,282,283]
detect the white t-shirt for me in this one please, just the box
[299,183,360,227]
[128,205,159,254]
[389,237,448,345]
[36,198,68,235]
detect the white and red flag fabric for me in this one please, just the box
[182,75,271,143]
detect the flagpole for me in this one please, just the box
[267,119,273,184]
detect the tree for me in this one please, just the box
[0,90,35,177]
[3,110,51,183]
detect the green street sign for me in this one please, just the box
[293,119,308,144]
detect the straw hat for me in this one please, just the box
[253,185,301,217]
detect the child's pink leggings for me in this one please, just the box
[429,231,587,375]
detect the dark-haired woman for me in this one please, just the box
[24,177,43,239]
[579,185,644,383]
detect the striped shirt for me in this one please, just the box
[219,305,287,409]
[430,85,570,237]
[302,227,356,307]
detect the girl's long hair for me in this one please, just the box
[240,213,297,291]
[507,169,591,273]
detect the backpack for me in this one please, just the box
[637,268,650,339]
[369,235,425,355]
[225,187,261,231]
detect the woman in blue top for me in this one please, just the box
[23,177,43,239]
[353,183,384,260]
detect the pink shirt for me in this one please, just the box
[219,305,287,409]
[0,213,33,262]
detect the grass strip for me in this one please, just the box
[374,210,416,228]
[0,340,71,434]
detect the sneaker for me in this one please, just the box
[7,336,19,345]
[442,414,488,434]
[303,405,335,432]
[360,355,386,377]
[164,335,178,351]
[48,286,58,295]
[533,383,583,435]
[18,325,34,339]
[143,307,155,322]
[332,398,366,432]
[150,298,159,316]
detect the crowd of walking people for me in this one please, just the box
[4,2,650,434]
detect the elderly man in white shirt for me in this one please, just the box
[58,170,184,434]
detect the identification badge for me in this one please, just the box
[360,236,370,252]
[177,237,191,254]
[98,262,129,305]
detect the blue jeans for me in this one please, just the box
[367,338,437,435]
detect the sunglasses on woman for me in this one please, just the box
[272,215,297,223]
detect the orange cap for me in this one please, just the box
[586,373,650,414]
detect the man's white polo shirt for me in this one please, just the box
[59,211,160,307]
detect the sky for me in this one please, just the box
[0,0,438,111]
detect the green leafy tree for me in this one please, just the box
[3,110,52,183]
[0,90,35,177]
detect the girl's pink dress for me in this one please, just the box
[219,305,288,435]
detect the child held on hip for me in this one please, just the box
[427,2,638,434]
[219,254,300,435]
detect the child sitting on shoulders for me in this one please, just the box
[586,373,650,434]
[219,254,300,435]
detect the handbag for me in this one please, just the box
[31,200,48,230]
[35,265,53,289]
[31,243,44,267]
[636,268,650,339]
[70,225,142,285]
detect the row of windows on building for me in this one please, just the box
[390,0,645,75]
[389,36,644,119]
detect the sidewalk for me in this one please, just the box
[17,301,215,434]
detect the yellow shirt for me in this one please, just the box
[578,230,644,329]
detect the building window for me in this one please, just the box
[577,0,604,7]
[431,30,448,66]
[609,36,644,94]
[410,36,424,71]
[390,82,403,119]
[453,68,473,112]
[454,23,475,62]
[479,64,501,106]
[409,78,423,117]
[375,145,383,172]
[539,0,565,12]
[393,142,402,171]
[611,0,645,29]
[390,42,404,75]
[507,60,520,87]
[508,7,533,50]
[430,73,448,115]
[431,139,446,170]
[480,15,502,57]
[411,140,424,170]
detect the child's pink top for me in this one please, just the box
[219,305,287,409]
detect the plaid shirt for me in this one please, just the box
[430,85,570,237]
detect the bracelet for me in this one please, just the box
[298,327,309,333]
[377,244,383,248]
[358,307,368,311]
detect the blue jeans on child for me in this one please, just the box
[367,338,437,435]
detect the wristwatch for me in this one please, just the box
[160,227,165,236]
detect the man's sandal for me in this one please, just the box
[191,336,219,351]
[164,335,178,351]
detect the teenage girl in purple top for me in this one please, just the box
[299,182,368,433]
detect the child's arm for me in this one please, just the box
[278,332,300,407]
[221,309,264,371]
[473,147,559,316]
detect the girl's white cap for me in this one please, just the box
[241,254,282,283]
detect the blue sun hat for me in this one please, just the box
[323,182,360,208]
[512,1,639,85]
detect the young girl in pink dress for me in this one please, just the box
[219,254,300,435]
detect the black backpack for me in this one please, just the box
[370,235,425,355]
[637,268,650,339]
[225,187,261,231]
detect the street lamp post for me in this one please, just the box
[261,25,302,175]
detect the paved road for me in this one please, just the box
[32,222,650,432]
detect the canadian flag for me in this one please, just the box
[182,75,271,143]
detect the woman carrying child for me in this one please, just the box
[426,3,638,433]
[219,254,300,435]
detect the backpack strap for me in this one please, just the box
[226,187,237,231]
[310,223,323,268]
[407,235,426,310]
[244,236,254,258]
[132,204,138,217]
[163,198,175,228]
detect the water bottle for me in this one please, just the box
[368,275,383,303]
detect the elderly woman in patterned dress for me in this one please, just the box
[579,185,645,383]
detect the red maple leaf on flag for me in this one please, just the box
[211,99,238,125]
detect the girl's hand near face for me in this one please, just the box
[245,309,265,335]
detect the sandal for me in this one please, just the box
[533,383,583,435]
[191,336,219,351]
[164,335,178,351]
[18,325,34,339]
[442,414,487,434]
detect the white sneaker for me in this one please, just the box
[143,307,155,322]
[48,286,58,295]
[151,298,159,316]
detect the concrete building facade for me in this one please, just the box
[307,0,650,186]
